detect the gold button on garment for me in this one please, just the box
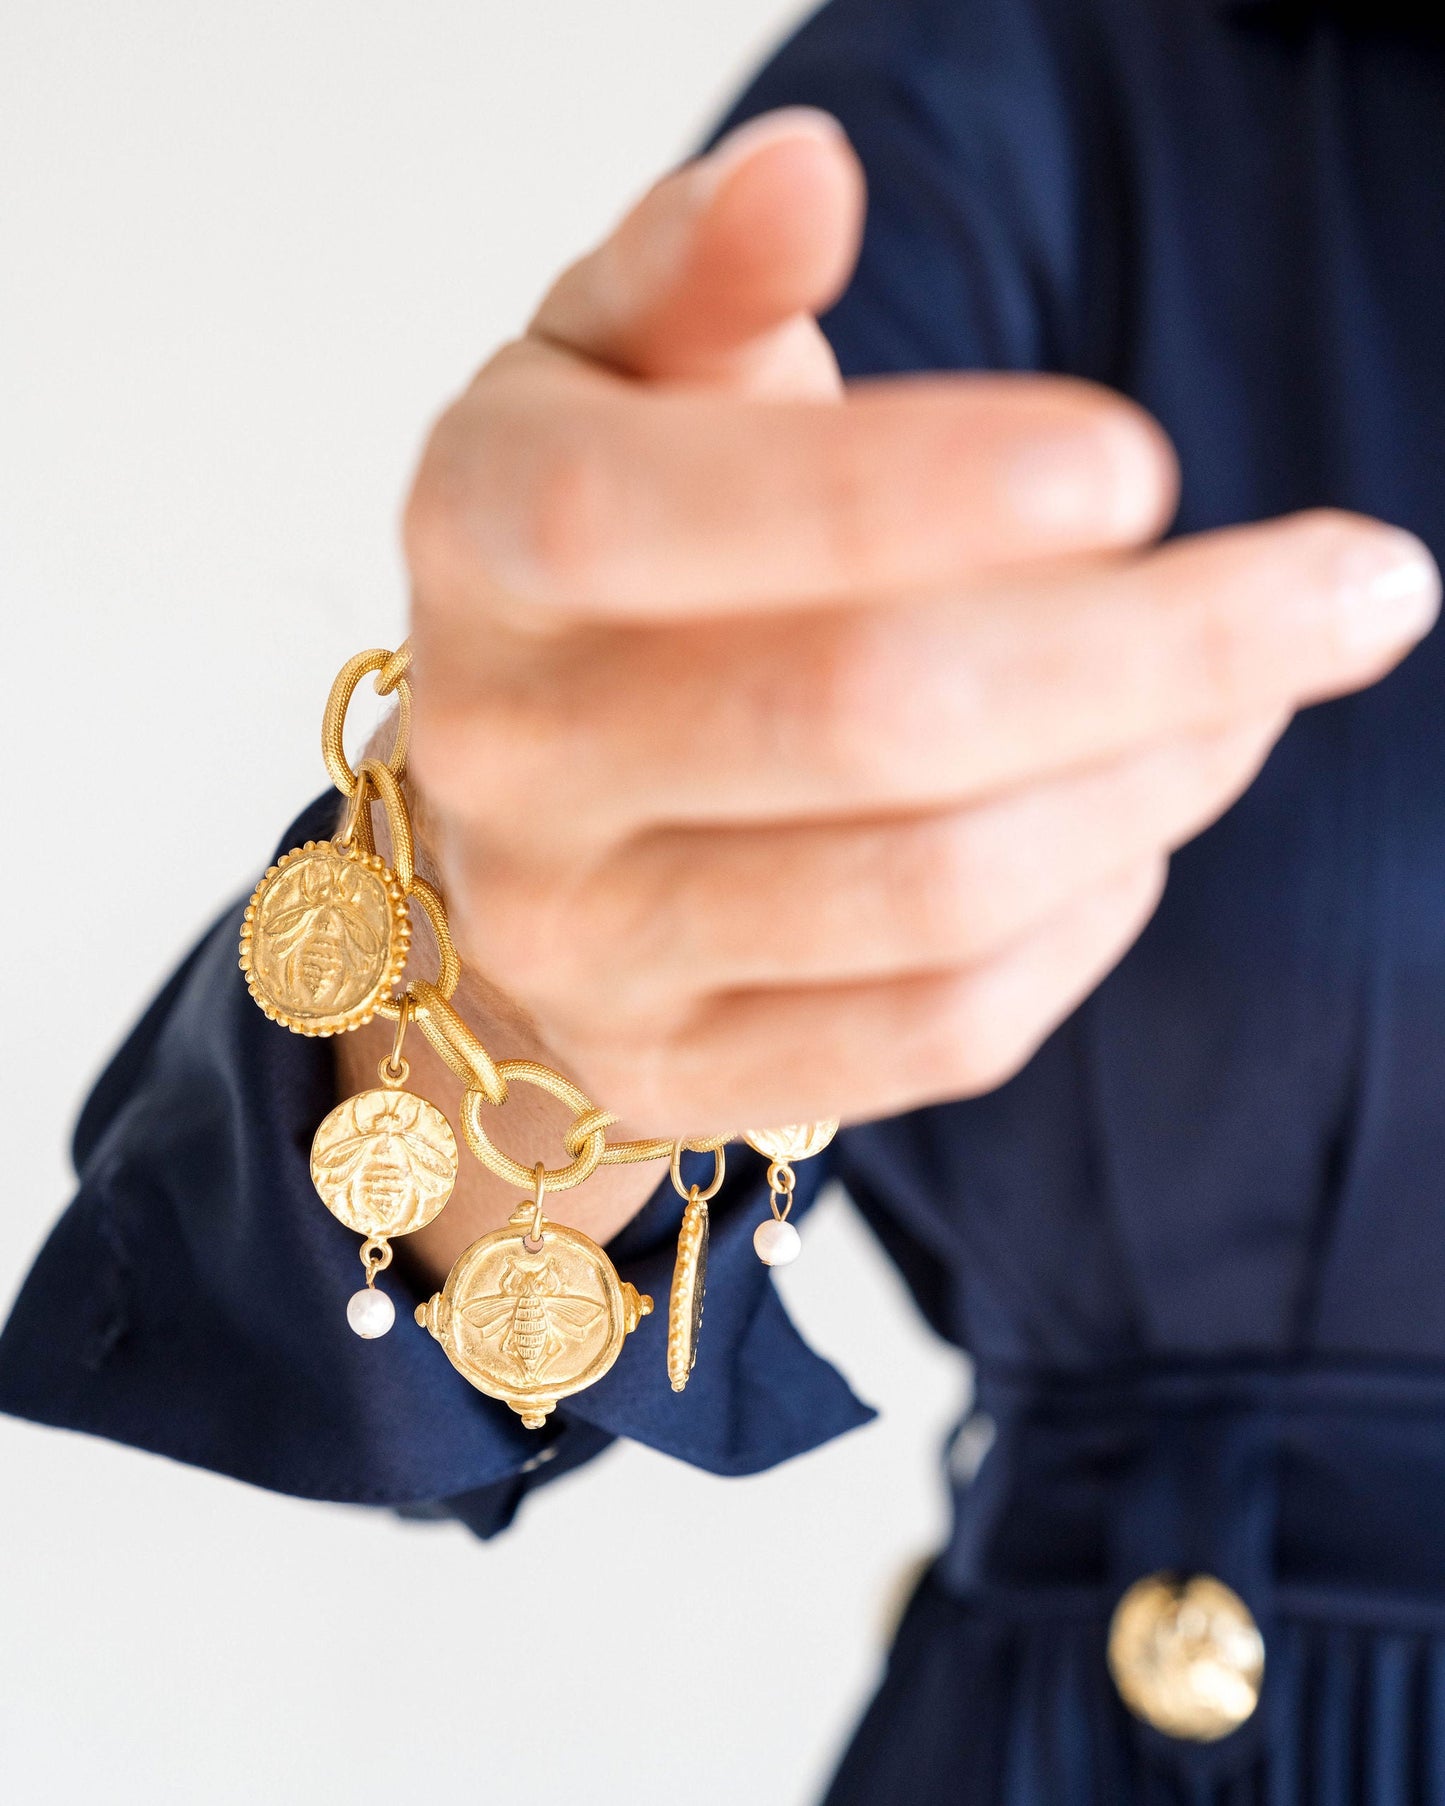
[1107,1573,1264,1742]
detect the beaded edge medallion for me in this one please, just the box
[240,838,410,1036]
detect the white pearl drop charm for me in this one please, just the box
[754,1218,802,1267]
[347,1285,396,1338]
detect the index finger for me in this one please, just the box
[413,354,1178,618]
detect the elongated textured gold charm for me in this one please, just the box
[241,839,409,1035]
[417,1204,653,1428]
[310,1087,458,1238]
[667,1193,709,1392]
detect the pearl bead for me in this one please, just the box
[347,1286,395,1338]
[753,1218,802,1266]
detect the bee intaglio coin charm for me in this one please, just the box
[310,1088,458,1238]
[667,1193,709,1393]
[240,839,409,1036]
[741,1121,840,1164]
[417,1205,653,1427]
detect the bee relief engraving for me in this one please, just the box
[310,1088,458,1238]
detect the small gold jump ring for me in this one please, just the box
[359,1237,394,1281]
[379,996,412,1087]
[524,1163,547,1251]
[670,1140,726,1204]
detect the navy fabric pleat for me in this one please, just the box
[825,1584,1445,1806]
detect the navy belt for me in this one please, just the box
[938,1357,1445,1633]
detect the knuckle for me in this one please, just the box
[1187,583,1261,718]
[565,868,677,1015]
[410,674,571,833]
[863,817,985,965]
[1291,505,1360,544]
[914,817,992,953]
[1273,507,1360,618]
[402,401,489,589]
[796,615,905,791]
[815,436,875,586]
[879,971,996,1100]
[504,417,620,602]
[403,372,624,606]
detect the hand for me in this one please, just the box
[345,108,1439,1264]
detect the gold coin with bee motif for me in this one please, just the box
[310,1087,458,1238]
[742,1121,840,1164]
[240,839,409,1036]
[416,1205,653,1428]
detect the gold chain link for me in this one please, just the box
[330,639,738,1189]
[322,648,412,796]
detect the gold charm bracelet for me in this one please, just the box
[239,642,836,1427]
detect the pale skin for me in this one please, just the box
[340,107,1441,1289]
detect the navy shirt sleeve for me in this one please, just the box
[0,0,1067,1529]
[0,796,872,1531]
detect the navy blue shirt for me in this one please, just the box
[7,1,1445,1798]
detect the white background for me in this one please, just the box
[0,6,969,1803]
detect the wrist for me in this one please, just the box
[333,765,666,1286]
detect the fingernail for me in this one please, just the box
[693,107,847,200]
[1336,530,1440,652]
[1007,414,1166,540]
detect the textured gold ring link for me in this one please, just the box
[374,879,461,1022]
[564,1106,619,1154]
[409,981,506,1103]
[407,880,461,996]
[322,647,412,796]
[600,1129,731,1166]
[374,640,413,697]
[356,757,415,891]
[461,1062,608,1192]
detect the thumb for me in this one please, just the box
[530,108,865,394]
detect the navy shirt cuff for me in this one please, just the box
[0,794,873,1521]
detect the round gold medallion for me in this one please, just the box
[742,1121,840,1164]
[310,1087,458,1238]
[667,1195,709,1393]
[1107,1572,1264,1742]
[240,839,409,1036]
[417,1206,653,1427]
